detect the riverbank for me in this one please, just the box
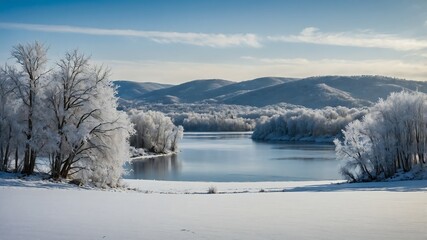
[130,146,178,160]
[0,176,426,240]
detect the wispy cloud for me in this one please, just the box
[268,27,427,51]
[3,22,426,52]
[0,22,262,48]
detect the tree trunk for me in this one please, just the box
[51,154,62,179]
[3,141,10,171]
[23,143,31,174]
[29,149,36,173]
[60,154,75,179]
[14,147,18,173]
[0,144,4,171]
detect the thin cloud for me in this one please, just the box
[268,27,427,51]
[0,22,262,48]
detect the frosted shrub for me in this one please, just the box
[335,91,427,181]
[129,110,183,153]
[207,186,217,194]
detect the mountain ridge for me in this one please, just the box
[113,80,173,100]
[114,75,427,108]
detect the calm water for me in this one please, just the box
[124,132,342,182]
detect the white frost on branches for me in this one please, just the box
[335,91,427,181]
[252,106,367,142]
[129,110,183,153]
[0,42,134,187]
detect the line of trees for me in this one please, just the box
[174,113,255,132]
[131,103,299,132]
[0,42,133,187]
[335,91,427,181]
[252,106,367,142]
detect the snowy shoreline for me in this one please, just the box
[124,178,427,194]
[251,135,337,143]
[1,172,426,194]
[130,151,177,160]
[0,177,426,240]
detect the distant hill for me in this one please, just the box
[202,77,297,102]
[140,79,233,103]
[115,76,427,108]
[224,76,427,108]
[113,81,173,100]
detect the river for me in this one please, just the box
[124,132,342,182]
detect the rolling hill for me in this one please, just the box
[113,81,173,100]
[202,77,297,102]
[224,76,427,108]
[140,79,233,103]
[115,76,427,108]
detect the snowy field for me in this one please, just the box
[0,176,426,240]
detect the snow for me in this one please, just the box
[126,179,427,193]
[125,179,342,194]
[0,176,426,240]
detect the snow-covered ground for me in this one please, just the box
[0,176,426,240]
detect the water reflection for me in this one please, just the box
[270,144,335,151]
[184,132,252,140]
[270,157,335,161]
[124,132,342,182]
[127,154,181,180]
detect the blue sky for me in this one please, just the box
[1,0,427,83]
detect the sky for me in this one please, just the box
[1,0,427,84]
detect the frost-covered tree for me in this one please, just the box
[72,73,133,187]
[129,110,183,153]
[0,42,134,187]
[45,50,133,186]
[252,106,367,142]
[335,91,427,181]
[45,50,95,178]
[0,67,23,171]
[6,42,50,174]
[171,125,184,152]
[334,120,374,181]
